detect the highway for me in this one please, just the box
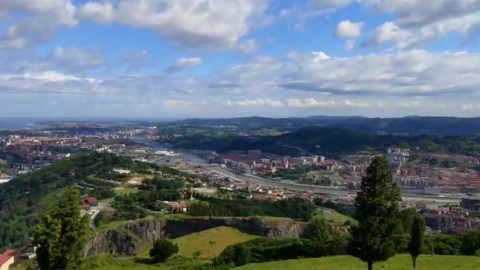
[153,152,463,203]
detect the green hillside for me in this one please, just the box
[171,226,259,259]
[0,152,161,250]
[234,254,480,270]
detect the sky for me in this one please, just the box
[1,0,480,118]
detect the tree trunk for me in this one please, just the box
[413,256,417,269]
[368,261,373,270]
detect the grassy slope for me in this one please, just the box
[234,255,480,270]
[318,207,357,225]
[171,226,259,259]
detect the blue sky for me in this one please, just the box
[1,0,480,118]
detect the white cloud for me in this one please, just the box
[78,0,267,50]
[334,20,364,38]
[161,100,206,109]
[23,71,83,82]
[287,98,372,108]
[166,57,203,73]
[361,0,480,48]
[345,39,355,50]
[123,50,148,61]
[53,46,104,68]
[364,22,412,46]
[224,99,284,107]
[235,39,258,54]
[77,2,114,24]
[0,0,78,49]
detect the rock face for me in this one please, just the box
[84,217,310,257]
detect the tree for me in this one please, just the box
[33,187,88,270]
[460,229,480,255]
[398,208,417,233]
[309,215,331,246]
[231,245,251,266]
[348,156,403,270]
[149,240,178,263]
[408,214,425,269]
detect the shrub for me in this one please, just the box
[149,240,179,263]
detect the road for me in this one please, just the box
[89,202,108,230]
[154,151,462,203]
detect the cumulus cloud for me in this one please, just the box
[334,20,364,38]
[363,21,412,47]
[166,58,203,73]
[361,0,480,48]
[0,0,78,49]
[78,0,267,50]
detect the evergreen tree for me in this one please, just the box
[348,156,403,270]
[33,187,89,270]
[408,214,425,269]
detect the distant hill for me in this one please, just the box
[168,126,480,157]
[175,116,480,136]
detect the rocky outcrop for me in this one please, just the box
[84,217,310,257]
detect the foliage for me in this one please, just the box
[267,165,311,180]
[0,152,160,250]
[83,187,116,200]
[164,125,480,157]
[408,214,425,269]
[140,177,185,191]
[149,240,179,263]
[424,234,462,255]
[460,229,480,255]
[214,235,350,267]
[348,156,403,270]
[309,215,332,245]
[398,208,418,233]
[33,187,89,270]
[189,197,316,221]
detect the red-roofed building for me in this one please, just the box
[0,249,18,270]
[82,197,98,207]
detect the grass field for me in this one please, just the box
[113,186,139,196]
[171,226,259,258]
[318,207,357,225]
[234,254,480,270]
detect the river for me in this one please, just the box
[131,136,168,151]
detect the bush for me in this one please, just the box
[149,240,179,263]
[214,237,335,266]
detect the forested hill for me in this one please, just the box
[0,152,159,250]
[170,127,480,157]
[174,116,480,136]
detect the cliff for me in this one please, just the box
[84,217,310,257]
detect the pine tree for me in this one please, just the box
[33,187,89,270]
[408,214,425,269]
[348,156,403,270]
